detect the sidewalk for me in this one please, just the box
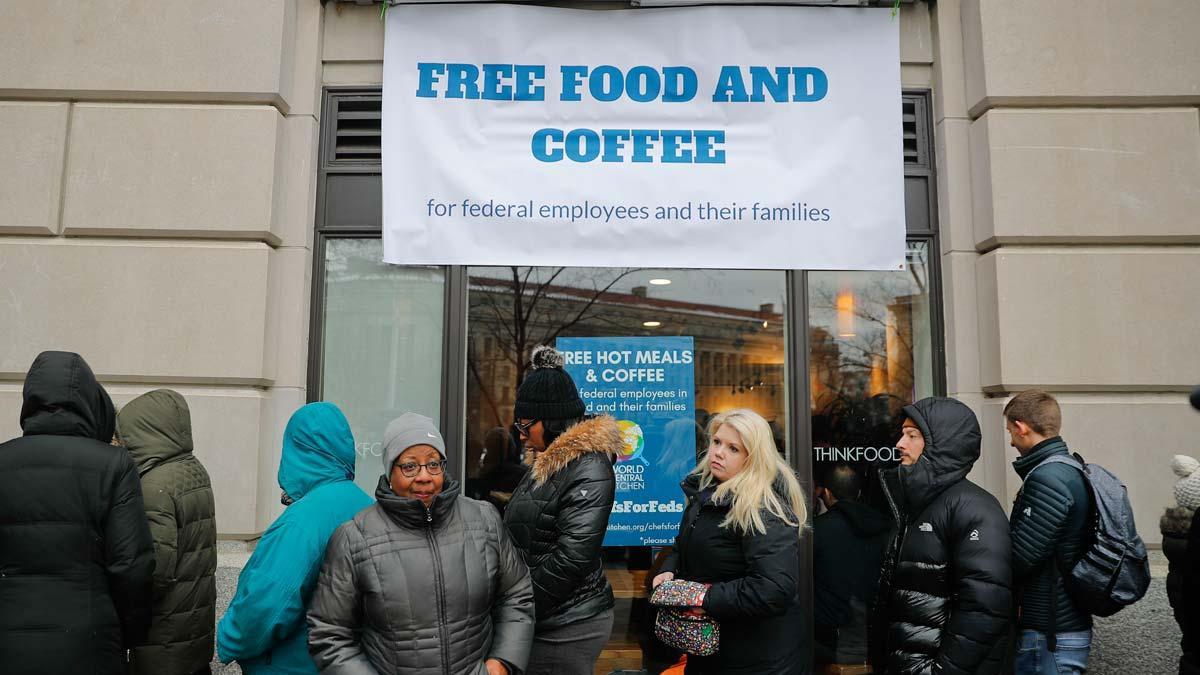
[209,546,1181,674]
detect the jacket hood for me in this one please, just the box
[529,415,621,484]
[375,475,462,529]
[1161,505,1195,538]
[20,351,115,442]
[278,402,357,502]
[896,397,981,513]
[833,500,894,537]
[116,389,192,474]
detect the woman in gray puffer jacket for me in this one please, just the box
[307,413,535,675]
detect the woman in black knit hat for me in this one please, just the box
[502,345,622,675]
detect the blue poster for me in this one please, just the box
[557,336,696,546]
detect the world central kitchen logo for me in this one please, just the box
[814,446,903,463]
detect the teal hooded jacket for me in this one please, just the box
[217,402,373,674]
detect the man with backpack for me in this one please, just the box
[1007,390,1092,673]
[1005,389,1152,674]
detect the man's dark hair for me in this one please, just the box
[1003,389,1062,437]
[820,463,862,503]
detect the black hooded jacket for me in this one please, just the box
[873,398,1013,675]
[662,475,806,675]
[814,499,894,664]
[0,352,155,675]
[1182,508,1200,674]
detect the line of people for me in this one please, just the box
[1,349,1190,675]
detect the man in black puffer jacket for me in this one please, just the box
[873,397,1013,675]
[1004,390,1093,675]
[0,351,155,675]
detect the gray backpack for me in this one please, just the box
[1033,453,1151,618]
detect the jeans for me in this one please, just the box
[525,608,615,675]
[1014,629,1093,675]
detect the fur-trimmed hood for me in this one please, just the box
[1161,505,1195,538]
[528,415,621,484]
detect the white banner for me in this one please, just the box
[383,4,904,270]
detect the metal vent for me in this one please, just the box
[327,90,927,167]
[333,95,382,163]
[901,95,930,168]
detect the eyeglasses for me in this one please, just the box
[393,460,447,478]
[514,419,539,436]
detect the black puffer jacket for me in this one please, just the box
[1162,505,1194,628]
[307,477,535,674]
[874,398,1013,675]
[1009,437,1092,633]
[0,351,155,675]
[814,499,893,665]
[663,475,806,675]
[1182,508,1200,674]
[503,416,619,630]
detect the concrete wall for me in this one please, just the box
[6,0,1195,544]
[0,0,322,536]
[935,0,1200,543]
[320,1,937,90]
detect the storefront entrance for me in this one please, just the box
[308,88,941,674]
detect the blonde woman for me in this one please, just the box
[652,408,808,675]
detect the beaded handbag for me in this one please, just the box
[650,580,720,656]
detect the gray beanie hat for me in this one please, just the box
[382,412,445,472]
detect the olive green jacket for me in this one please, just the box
[118,389,218,675]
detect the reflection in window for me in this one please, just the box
[320,239,445,495]
[808,241,935,671]
[465,266,786,672]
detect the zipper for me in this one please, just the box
[425,504,452,675]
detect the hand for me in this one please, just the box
[485,658,509,675]
[652,571,675,589]
[684,606,707,616]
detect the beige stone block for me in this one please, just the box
[110,385,267,536]
[0,239,270,384]
[272,115,320,249]
[62,104,281,242]
[255,387,308,531]
[971,109,1200,247]
[956,393,1008,500]
[935,117,976,254]
[967,113,996,251]
[974,251,1002,389]
[286,0,323,119]
[899,1,933,66]
[931,0,969,123]
[941,251,983,395]
[901,65,933,90]
[0,384,23,444]
[976,248,1200,391]
[322,62,383,87]
[0,1,298,111]
[322,3,384,63]
[263,247,313,390]
[0,383,269,536]
[0,102,69,235]
[988,393,1200,546]
[962,0,1200,116]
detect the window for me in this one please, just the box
[807,242,937,668]
[465,266,788,672]
[317,238,445,494]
